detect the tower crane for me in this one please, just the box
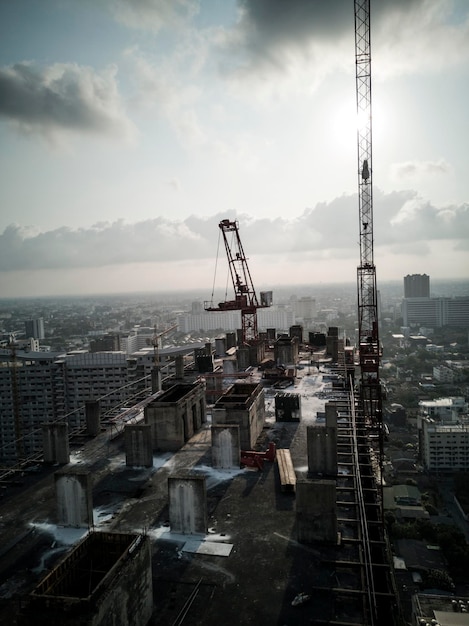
[354,0,383,429]
[205,219,271,344]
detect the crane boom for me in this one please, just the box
[355,0,382,425]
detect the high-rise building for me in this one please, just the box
[403,274,430,298]
[402,297,469,327]
[24,317,45,340]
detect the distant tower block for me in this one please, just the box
[307,425,337,476]
[55,468,93,528]
[325,402,338,428]
[168,474,207,535]
[85,399,101,437]
[42,422,69,464]
[211,425,240,469]
[175,354,184,379]
[296,479,337,544]
[125,424,153,468]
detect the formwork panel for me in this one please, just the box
[18,532,153,626]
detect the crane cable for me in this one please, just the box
[210,227,222,307]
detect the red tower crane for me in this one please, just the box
[354,0,383,427]
[205,219,271,344]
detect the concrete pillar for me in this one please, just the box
[211,425,240,469]
[175,355,184,379]
[325,402,338,428]
[85,399,101,437]
[226,332,237,350]
[168,474,207,535]
[151,365,162,393]
[205,342,212,356]
[296,479,337,543]
[42,422,69,464]
[125,424,153,468]
[215,337,226,357]
[55,469,93,528]
[237,347,250,370]
[307,425,337,476]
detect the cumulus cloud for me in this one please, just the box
[109,0,199,33]
[0,62,136,141]
[1,192,467,272]
[215,0,469,87]
[390,159,451,180]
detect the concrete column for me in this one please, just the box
[168,474,207,535]
[151,366,162,393]
[42,422,69,464]
[215,337,226,357]
[85,399,101,437]
[296,479,337,544]
[55,469,93,528]
[325,402,338,428]
[125,424,153,467]
[307,425,337,476]
[175,355,184,379]
[211,425,240,469]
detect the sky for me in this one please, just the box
[0,0,468,298]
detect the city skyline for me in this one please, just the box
[1,1,469,298]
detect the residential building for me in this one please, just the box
[418,396,467,422]
[402,297,469,327]
[403,274,430,298]
[24,317,45,340]
[420,418,469,472]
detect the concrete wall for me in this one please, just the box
[125,424,153,467]
[42,422,69,464]
[168,474,207,535]
[212,383,265,450]
[55,469,93,528]
[307,425,337,476]
[145,382,206,451]
[18,532,153,626]
[211,425,240,469]
[296,479,337,544]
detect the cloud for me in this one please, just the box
[214,0,469,88]
[390,159,451,180]
[0,62,136,141]
[1,191,468,272]
[109,0,199,33]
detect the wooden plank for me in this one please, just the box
[276,448,296,492]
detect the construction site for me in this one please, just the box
[1,2,459,625]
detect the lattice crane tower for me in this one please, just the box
[354,0,383,426]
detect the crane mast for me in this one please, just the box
[205,219,269,344]
[355,0,382,427]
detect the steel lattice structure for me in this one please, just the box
[354,0,382,427]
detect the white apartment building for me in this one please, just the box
[402,297,469,327]
[418,396,467,422]
[0,350,145,464]
[176,307,295,334]
[420,418,469,472]
[433,365,454,384]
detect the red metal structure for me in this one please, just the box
[240,442,276,470]
[205,219,271,344]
